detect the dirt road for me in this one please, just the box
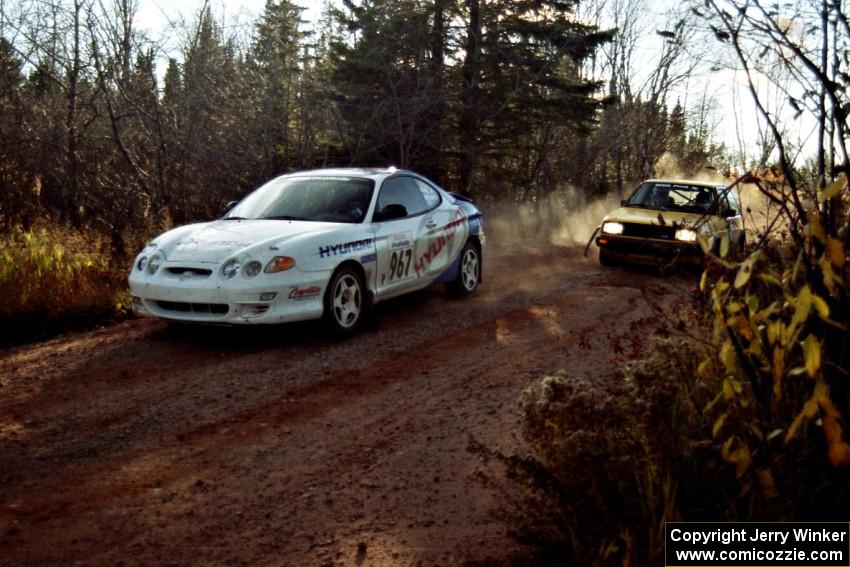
[0,245,692,566]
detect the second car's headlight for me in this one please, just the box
[675,228,698,242]
[136,256,148,271]
[602,222,624,235]
[222,259,241,278]
[147,253,163,274]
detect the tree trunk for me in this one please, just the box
[458,0,481,196]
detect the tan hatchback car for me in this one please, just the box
[594,179,745,267]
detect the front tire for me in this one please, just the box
[323,266,367,337]
[448,241,481,297]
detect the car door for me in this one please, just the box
[410,178,468,281]
[372,175,433,300]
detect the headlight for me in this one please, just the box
[147,253,163,274]
[675,228,698,242]
[264,256,296,273]
[136,256,148,271]
[222,259,241,278]
[243,261,262,278]
[602,222,624,235]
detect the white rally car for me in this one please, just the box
[129,168,485,336]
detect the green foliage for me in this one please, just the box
[0,226,129,346]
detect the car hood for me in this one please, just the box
[157,219,341,263]
[603,207,708,227]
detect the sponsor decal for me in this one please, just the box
[390,232,412,249]
[361,253,377,264]
[288,286,321,300]
[414,210,466,276]
[318,238,374,258]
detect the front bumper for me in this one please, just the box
[128,261,329,325]
[596,235,702,266]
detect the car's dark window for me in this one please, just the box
[376,176,430,218]
[225,176,374,223]
[626,182,716,213]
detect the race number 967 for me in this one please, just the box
[389,248,413,281]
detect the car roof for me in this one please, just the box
[282,167,412,180]
[645,178,726,189]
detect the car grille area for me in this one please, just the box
[155,300,229,315]
[621,223,677,239]
[165,267,213,277]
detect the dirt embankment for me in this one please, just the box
[0,245,693,566]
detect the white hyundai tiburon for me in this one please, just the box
[129,168,485,336]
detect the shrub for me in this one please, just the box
[0,226,129,345]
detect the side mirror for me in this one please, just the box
[722,208,737,218]
[620,199,628,207]
[375,203,408,222]
[222,200,238,215]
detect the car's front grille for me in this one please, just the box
[156,301,229,315]
[166,267,213,277]
[621,223,677,239]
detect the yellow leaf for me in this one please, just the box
[734,253,758,288]
[729,444,751,477]
[713,413,727,438]
[697,358,712,376]
[772,347,785,399]
[720,233,730,258]
[721,436,735,459]
[727,302,743,313]
[826,238,846,269]
[746,294,759,314]
[811,293,830,319]
[758,273,782,287]
[720,340,736,373]
[819,175,847,200]
[793,285,812,327]
[699,270,708,291]
[785,398,820,442]
[818,254,840,295]
[802,334,822,378]
[806,212,827,244]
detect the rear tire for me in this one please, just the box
[448,242,481,298]
[323,266,367,338]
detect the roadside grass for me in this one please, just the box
[0,225,130,347]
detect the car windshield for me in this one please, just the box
[225,176,375,223]
[625,182,716,214]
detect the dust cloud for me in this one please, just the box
[481,188,628,254]
[478,154,778,255]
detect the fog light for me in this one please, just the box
[259,292,277,301]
